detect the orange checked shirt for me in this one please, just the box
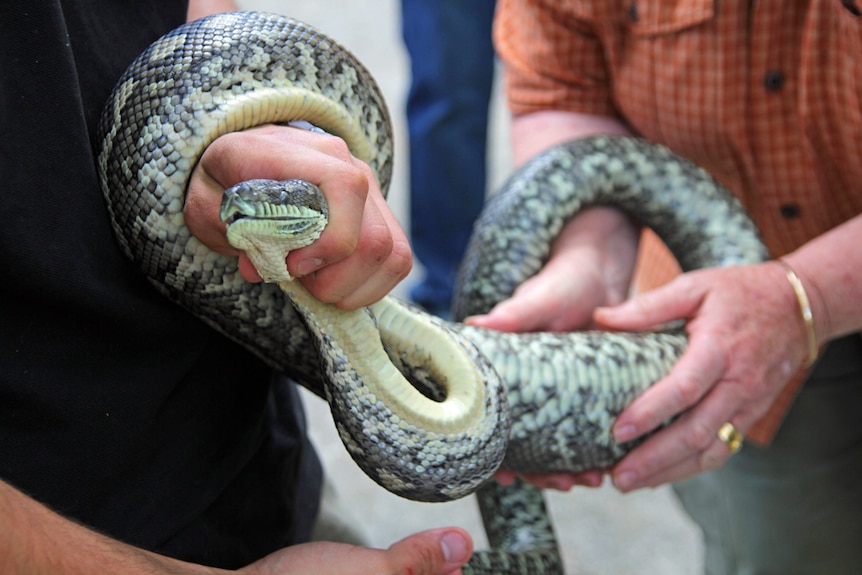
[494,0,862,444]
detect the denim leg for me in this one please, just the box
[400,0,496,317]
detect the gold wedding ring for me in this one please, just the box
[717,422,744,454]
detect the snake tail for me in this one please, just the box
[465,481,563,575]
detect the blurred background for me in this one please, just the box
[236,2,704,573]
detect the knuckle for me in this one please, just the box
[343,165,371,198]
[698,445,726,472]
[684,419,715,452]
[673,372,706,409]
[200,131,244,172]
[326,162,370,206]
[324,227,360,261]
[358,223,394,265]
[385,240,413,283]
[318,133,353,158]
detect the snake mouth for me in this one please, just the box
[221,212,315,226]
[221,211,255,226]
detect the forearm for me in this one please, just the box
[513,109,640,261]
[510,110,632,167]
[0,479,218,575]
[468,110,640,331]
[780,213,862,346]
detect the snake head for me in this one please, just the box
[220,179,329,283]
[220,178,329,225]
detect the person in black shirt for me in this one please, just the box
[0,1,472,573]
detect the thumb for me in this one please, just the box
[238,528,472,575]
[386,528,473,575]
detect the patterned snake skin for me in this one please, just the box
[451,136,768,574]
[96,12,769,574]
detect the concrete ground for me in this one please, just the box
[237,2,704,573]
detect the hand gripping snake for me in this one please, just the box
[97,12,768,574]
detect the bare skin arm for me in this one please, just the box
[0,479,472,575]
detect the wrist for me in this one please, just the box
[558,206,641,303]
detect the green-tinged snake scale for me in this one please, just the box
[97,12,768,574]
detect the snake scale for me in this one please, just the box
[97,12,768,574]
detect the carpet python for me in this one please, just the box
[97,11,768,574]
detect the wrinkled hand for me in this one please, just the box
[185,124,411,310]
[466,207,639,490]
[236,528,473,575]
[596,262,811,491]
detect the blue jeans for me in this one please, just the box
[400,0,496,317]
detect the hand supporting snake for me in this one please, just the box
[97,12,768,574]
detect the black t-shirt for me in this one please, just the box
[0,1,321,568]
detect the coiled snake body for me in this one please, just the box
[97,12,768,574]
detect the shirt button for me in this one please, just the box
[764,70,784,92]
[780,203,801,219]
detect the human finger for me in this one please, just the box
[612,414,749,492]
[612,329,728,444]
[284,143,373,278]
[466,258,603,332]
[495,469,604,490]
[610,364,769,492]
[611,405,732,492]
[291,165,411,309]
[325,188,412,309]
[185,124,369,274]
[616,430,739,491]
[386,528,473,575]
[239,528,472,575]
[593,273,705,332]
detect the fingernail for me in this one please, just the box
[614,424,638,444]
[614,470,638,492]
[441,531,470,565]
[296,257,325,277]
